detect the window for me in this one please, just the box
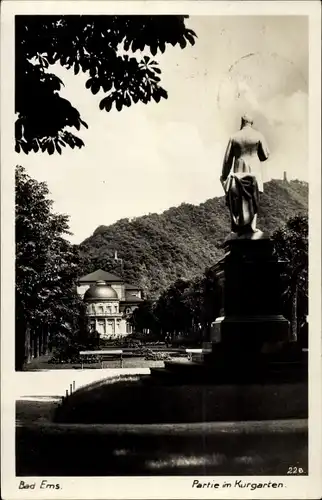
[107,320,115,334]
[97,320,106,334]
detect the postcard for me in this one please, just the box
[1,1,321,499]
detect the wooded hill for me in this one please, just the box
[79,179,308,298]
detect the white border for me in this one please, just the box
[1,1,321,499]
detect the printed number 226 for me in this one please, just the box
[287,466,305,474]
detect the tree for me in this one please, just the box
[15,165,83,369]
[15,15,196,154]
[272,214,308,341]
[130,300,158,335]
[154,278,193,337]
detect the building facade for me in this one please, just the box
[77,269,143,337]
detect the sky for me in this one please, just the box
[18,15,308,244]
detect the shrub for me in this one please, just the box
[143,348,171,361]
[48,330,100,364]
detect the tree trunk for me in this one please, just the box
[25,324,32,364]
[290,281,298,342]
[15,318,27,371]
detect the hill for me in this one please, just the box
[79,179,308,297]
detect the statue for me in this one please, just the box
[221,114,270,238]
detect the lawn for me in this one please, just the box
[16,397,308,476]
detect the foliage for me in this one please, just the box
[15,165,83,368]
[79,179,308,298]
[272,214,308,339]
[15,15,196,154]
[142,268,221,341]
[154,278,192,334]
[130,300,158,333]
[143,348,171,361]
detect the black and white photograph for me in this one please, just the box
[1,1,321,499]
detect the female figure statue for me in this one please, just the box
[221,114,270,237]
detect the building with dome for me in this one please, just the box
[77,269,143,337]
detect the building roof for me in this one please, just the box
[79,269,123,283]
[79,269,141,290]
[123,293,143,303]
[84,281,119,301]
[124,283,140,290]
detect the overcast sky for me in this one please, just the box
[19,15,308,244]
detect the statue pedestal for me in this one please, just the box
[210,237,290,357]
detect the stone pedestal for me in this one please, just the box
[210,236,290,357]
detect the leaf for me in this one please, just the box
[179,37,187,49]
[152,91,161,103]
[21,141,30,154]
[15,142,21,153]
[132,93,139,104]
[74,136,84,148]
[99,97,108,110]
[150,44,157,56]
[15,120,23,140]
[116,99,123,112]
[159,42,166,54]
[104,98,113,112]
[102,79,113,93]
[91,81,100,95]
[74,62,80,75]
[159,87,168,99]
[47,141,55,155]
[85,78,93,89]
[56,143,62,154]
[79,118,88,129]
[187,28,197,38]
[124,94,131,107]
[152,66,161,74]
[32,140,39,153]
[185,33,196,46]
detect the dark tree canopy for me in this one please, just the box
[272,214,308,340]
[15,165,83,368]
[15,15,196,154]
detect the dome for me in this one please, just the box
[84,281,118,302]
